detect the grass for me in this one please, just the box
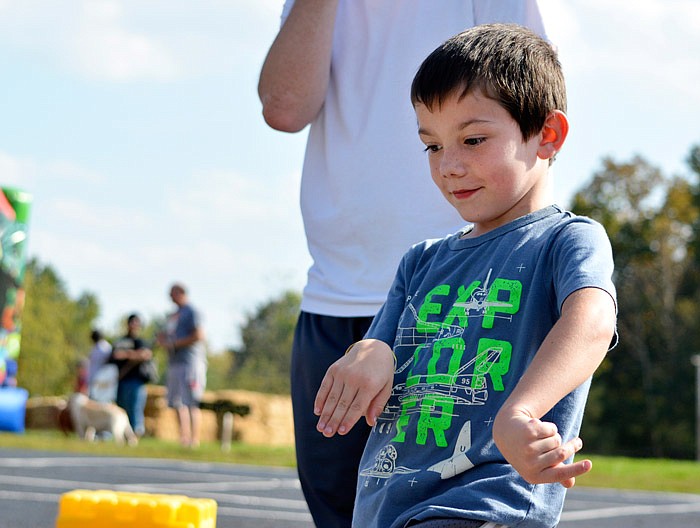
[0,429,297,467]
[578,454,700,494]
[2,431,700,495]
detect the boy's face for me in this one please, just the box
[415,90,552,238]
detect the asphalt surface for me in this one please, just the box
[1,448,699,527]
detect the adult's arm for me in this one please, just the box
[257,0,339,132]
[171,326,205,349]
[112,343,153,362]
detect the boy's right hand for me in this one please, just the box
[493,409,591,488]
[314,339,395,437]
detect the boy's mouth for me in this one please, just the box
[452,188,480,200]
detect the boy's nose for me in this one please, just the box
[439,148,466,178]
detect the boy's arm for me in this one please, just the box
[314,339,395,437]
[492,287,616,488]
[258,0,339,132]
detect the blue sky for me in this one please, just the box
[3,0,699,352]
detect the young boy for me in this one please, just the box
[314,24,617,528]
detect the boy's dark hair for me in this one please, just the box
[411,23,566,142]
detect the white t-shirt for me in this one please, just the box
[281,0,547,317]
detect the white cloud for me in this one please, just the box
[0,151,34,188]
[44,161,106,185]
[47,198,151,232]
[541,0,700,101]
[166,167,301,225]
[1,152,107,189]
[0,0,285,82]
[31,232,135,274]
[66,0,180,81]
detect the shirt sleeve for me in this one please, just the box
[281,0,295,26]
[551,217,617,314]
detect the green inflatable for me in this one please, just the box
[0,186,31,387]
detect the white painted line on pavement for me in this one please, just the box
[562,501,700,521]
[3,474,309,510]
[0,490,58,503]
[217,506,313,522]
[0,490,313,523]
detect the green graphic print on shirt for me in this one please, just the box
[385,268,521,453]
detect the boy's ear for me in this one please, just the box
[537,110,568,161]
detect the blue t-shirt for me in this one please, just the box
[355,206,616,528]
[169,304,204,365]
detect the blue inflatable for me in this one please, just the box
[0,387,28,433]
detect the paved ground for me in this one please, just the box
[558,487,700,527]
[1,448,699,527]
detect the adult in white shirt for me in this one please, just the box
[258,2,548,526]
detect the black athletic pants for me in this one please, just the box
[291,311,374,528]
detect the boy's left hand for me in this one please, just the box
[494,410,591,488]
[314,339,395,437]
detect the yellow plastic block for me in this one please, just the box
[56,490,217,528]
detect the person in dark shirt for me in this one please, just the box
[110,313,152,437]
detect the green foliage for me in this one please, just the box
[572,148,700,459]
[205,351,234,391]
[687,144,700,176]
[228,290,300,394]
[18,258,99,396]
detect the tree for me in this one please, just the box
[228,290,300,394]
[18,258,99,396]
[571,153,699,458]
[204,351,234,392]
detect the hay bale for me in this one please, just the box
[213,390,294,446]
[144,386,217,442]
[24,387,295,447]
[144,387,294,446]
[25,396,67,430]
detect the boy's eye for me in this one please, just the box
[465,137,486,146]
[423,144,442,153]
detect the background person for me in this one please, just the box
[109,314,152,437]
[158,283,206,448]
[87,329,112,392]
[74,358,88,395]
[258,1,548,525]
